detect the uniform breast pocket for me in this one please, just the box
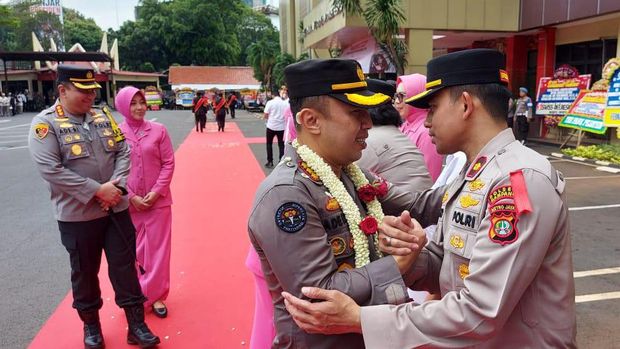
[97,129,119,152]
[61,135,90,160]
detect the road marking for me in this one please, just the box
[596,166,620,174]
[0,119,11,124]
[0,123,30,131]
[149,118,158,122]
[569,204,620,211]
[564,175,620,180]
[576,291,620,303]
[574,267,620,278]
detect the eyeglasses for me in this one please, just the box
[393,92,406,104]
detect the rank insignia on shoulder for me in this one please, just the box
[298,161,322,184]
[338,263,353,271]
[275,202,307,233]
[466,156,487,179]
[55,105,65,117]
[34,123,49,139]
[468,179,485,192]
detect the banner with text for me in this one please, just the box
[604,68,620,127]
[535,75,591,115]
[559,90,608,135]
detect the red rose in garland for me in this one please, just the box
[373,179,388,197]
[359,216,378,235]
[358,184,377,203]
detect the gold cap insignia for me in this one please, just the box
[356,65,365,81]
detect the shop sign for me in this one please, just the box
[559,90,607,134]
[604,68,620,127]
[535,75,591,115]
[302,7,344,38]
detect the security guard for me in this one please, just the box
[28,65,160,348]
[282,49,577,348]
[248,59,444,348]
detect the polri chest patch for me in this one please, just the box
[275,202,307,233]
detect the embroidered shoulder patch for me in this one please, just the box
[487,185,518,245]
[33,123,49,140]
[275,202,307,233]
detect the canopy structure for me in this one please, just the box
[0,51,113,63]
[169,66,261,91]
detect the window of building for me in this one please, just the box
[555,39,618,82]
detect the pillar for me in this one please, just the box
[535,28,555,91]
[405,29,433,75]
[505,35,528,93]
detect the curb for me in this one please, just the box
[550,152,620,173]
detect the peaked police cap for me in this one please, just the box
[57,65,101,90]
[406,49,509,108]
[284,59,390,108]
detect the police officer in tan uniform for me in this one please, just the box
[282,49,577,348]
[248,59,445,348]
[28,65,160,349]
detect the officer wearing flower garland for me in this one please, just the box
[28,65,160,349]
[282,49,576,348]
[247,59,444,348]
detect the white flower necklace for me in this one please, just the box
[292,139,384,267]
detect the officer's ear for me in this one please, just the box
[297,108,321,135]
[461,91,475,120]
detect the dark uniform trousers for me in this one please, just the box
[58,209,146,311]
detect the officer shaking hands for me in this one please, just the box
[282,49,576,348]
[28,65,160,349]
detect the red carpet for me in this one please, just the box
[29,122,265,348]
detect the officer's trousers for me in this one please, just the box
[516,114,529,142]
[58,210,146,312]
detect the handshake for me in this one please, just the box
[378,210,427,275]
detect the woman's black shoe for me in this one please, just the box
[151,304,168,318]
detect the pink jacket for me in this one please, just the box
[397,74,443,181]
[119,121,175,209]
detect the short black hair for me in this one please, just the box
[448,83,511,122]
[289,96,330,130]
[369,103,402,127]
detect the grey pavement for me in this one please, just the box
[0,109,619,348]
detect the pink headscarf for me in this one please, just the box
[115,86,146,127]
[397,73,443,181]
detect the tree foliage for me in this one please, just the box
[63,8,103,51]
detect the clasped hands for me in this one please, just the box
[282,210,427,335]
[95,178,122,212]
[130,191,160,211]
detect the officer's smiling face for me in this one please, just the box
[318,98,372,167]
[424,88,463,155]
[59,83,97,115]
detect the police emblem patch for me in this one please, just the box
[275,202,307,233]
[34,123,49,140]
[330,237,346,256]
[489,213,518,245]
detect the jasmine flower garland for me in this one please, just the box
[292,140,384,267]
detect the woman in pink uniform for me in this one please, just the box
[394,73,443,181]
[117,86,175,318]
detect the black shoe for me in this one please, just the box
[151,303,168,319]
[264,162,274,168]
[78,310,105,349]
[124,306,160,348]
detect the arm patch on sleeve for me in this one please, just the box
[275,202,307,233]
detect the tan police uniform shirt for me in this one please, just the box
[360,129,577,348]
[357,125,433,194]
[28,101,130,222]
[248,144,444,349]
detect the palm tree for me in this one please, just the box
[332,0,407,75]
[247,38,280,91]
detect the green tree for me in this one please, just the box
[271,53,296,88]
[247,37,279,92]
[332,0,407,75]
[236,8,278,66]
[63,8,103,51]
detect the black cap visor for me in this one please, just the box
[329,89,391,109]
[405,86,444,109]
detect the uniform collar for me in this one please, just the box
[464,128,516,181]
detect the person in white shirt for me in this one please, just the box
[263,86,289,168]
